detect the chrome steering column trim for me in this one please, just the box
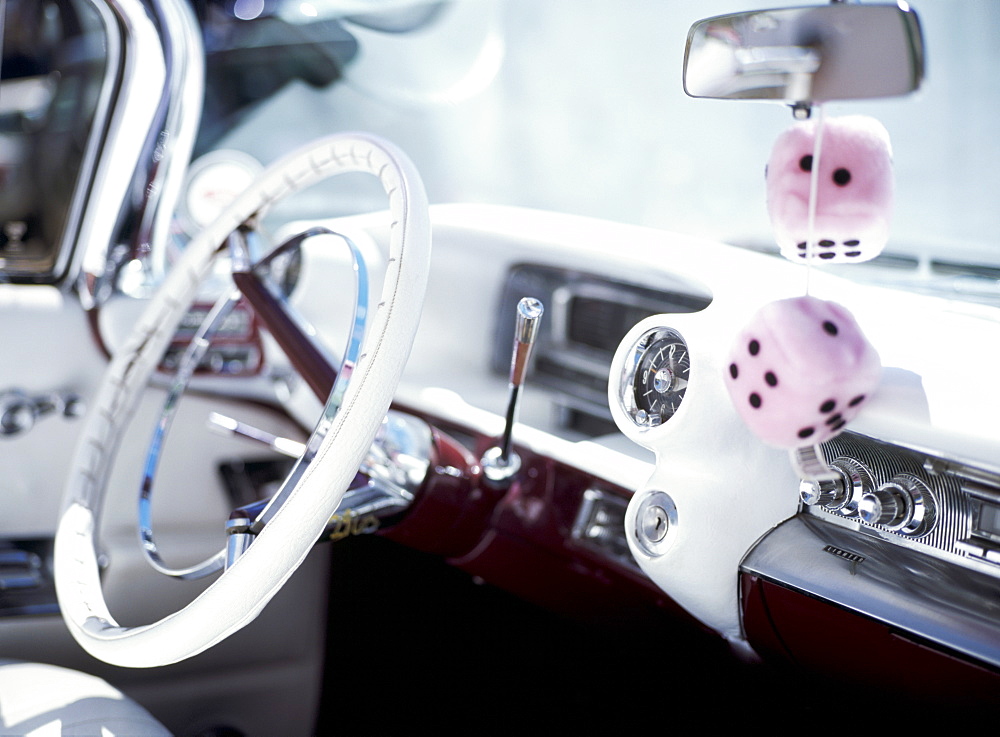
[741,515,1000,670]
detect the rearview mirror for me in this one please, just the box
[683,3,924,104]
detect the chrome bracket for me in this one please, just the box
[225,517,255,571]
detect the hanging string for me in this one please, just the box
[804,103,826,296]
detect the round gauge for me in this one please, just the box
[620,327,690,428]
[177,150,263,238]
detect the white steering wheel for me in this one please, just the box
[54,133,430,668]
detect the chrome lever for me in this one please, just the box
[207,412,306,458]
[482,297,544,486]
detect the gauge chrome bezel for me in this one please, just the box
[618,326,690,429]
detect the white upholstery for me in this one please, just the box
[0,661,170,736]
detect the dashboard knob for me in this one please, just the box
[798,458,871,516]
[799,477,845,507]
[0,393,35,436]
[859,482,912,530]
[0,390,85,437]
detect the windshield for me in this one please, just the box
[197,0,999,301]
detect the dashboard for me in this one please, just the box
[5,194,1000,720]
[229,201,996,712]
[3,0,1000,729]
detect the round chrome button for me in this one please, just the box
[633,491,678,557]
[800,477,844,507]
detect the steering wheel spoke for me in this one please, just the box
[55,133,431,668]
[139,222,371,579]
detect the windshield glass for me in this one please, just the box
[197,0,999,301]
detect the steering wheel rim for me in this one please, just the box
[54,133,430,668]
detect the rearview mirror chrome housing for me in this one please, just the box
[683,2,924,106]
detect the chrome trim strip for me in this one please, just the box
[741,515,1000,670]
[49,0,122,282]
[135,0,204,284]
[75,0,203,304]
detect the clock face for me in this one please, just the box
[623,327,690,428]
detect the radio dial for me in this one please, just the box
[859,482,911,530]
[799,458,870,515]
[799,477,845,507]
[858,474,936,536]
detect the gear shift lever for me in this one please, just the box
[482,297,544,485]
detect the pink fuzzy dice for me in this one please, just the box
[767,115,893,264]
[724,296,881,449]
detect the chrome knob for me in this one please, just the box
[0,390,86,437]
[0,393,35,436]
[859,482,911,530]
[885,474,936,537]
[511,297,544,384]
[799,477,846,507]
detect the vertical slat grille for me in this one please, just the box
[815,433,982,559]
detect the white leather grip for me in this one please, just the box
[55,133,431,667]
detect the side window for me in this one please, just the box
[0,0,110,282]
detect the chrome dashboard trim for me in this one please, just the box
[571,488,639,571]
[49,0,121,283]
[741,515,1000,671]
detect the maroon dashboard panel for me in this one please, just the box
[381,413,699,630]
[742,574,1000,706]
